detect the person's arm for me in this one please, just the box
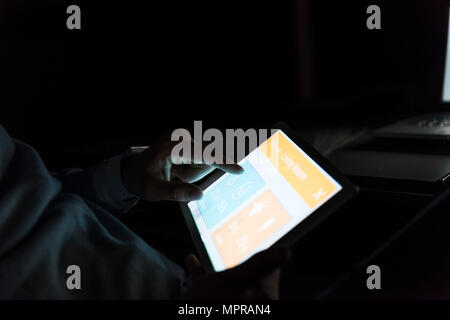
[56,131,244,215]
[55,148,146,216]
[0,126,185,299]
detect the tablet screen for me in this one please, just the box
[187,130,342,271]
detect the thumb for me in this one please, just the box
[151,180,203,202]
[221,247,291,286]
[186,254,205,279]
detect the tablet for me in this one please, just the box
[180,125,357,272]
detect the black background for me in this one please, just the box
[2,0,447,164]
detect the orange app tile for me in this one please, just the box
[258,131,338,209]
[212,190,290,269]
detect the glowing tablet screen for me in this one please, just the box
[187,130,342,271]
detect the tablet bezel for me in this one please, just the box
[179,122,358,272]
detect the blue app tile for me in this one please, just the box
[196,161,265,229]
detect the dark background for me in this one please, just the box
[2,0,450,299]
[2,0,448,165]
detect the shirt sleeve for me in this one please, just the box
[92,154,141,213]
[0,126,185,298]
[56,149,147,216]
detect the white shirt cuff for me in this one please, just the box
[93,154,140,213]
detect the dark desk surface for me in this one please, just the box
[295,126,449,195]
[328,135,450,196]
[277,128,450,298]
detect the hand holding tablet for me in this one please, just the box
[181,125,357,272]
